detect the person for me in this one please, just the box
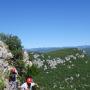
[9,67,18,82]
[20,76,38,90]
[8,67,18,90]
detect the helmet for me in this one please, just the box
[26,78,33,84]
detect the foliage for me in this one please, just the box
[0,33,23,60]
[15,60,25,76]
[28,52,34,61]
[0,77,5,90]
[27,65,39,76]
[29,49,90,90]
[33,56,90,90]
[16,64,40,84]
[1,33,90,90]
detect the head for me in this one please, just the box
[11,67,16,73]
[26,77,33,87]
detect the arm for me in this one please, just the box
[35,83,39,88]
[31,83,39,88]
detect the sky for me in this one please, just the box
[0,0,90,48]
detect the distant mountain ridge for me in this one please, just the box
[78,45,90,55]
[27,47,62,53]
[77,45,90,49]
[27,45,90,54]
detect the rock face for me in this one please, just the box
[0,41,32,90]
[0,41,13,59]
[0,40,33,72]
[0,41,13,73]
[0,41,14,90]
[23,50,29,62]
[23,50,32,67]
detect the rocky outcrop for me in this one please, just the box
[0,40,33,72]
[0,41,13,73]
[0,41,13,59]
[23,50,32,67]
[0,41,13,90]
[0,41,33,90]
[32,51,85,69]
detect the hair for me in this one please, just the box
[26,76,32,81]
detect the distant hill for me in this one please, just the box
[28,47,62,53]
[30,48,90,90]
[45,48,83,59]
[77,45,90,49]
[78,45,90,55]
[84,48,90,55]
[27,45,90,55]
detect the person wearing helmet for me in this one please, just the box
[20,77,37,90]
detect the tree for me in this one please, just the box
[0,33,23,60]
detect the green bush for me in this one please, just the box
[25,65,39,77]
[0,78,5,90]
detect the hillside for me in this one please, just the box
[45,48,83,58]
[0,33,90,90]
[29,48,90,90]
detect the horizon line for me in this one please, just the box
[26,45,90,49]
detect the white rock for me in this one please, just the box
[0,41,13,59]
[33,59,44,68]
[76,73,80,78]
[44,65,47,70]
[33,54,40,59]
[23,50,29,62]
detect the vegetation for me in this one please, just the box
[45,48,83,59]
[0,33,90,90]
[0,33,40,83]
[0,33,23,60]
[0,71,5,90]
[32,51,90,90]
[27,46,90,90]
[0,77,5,90]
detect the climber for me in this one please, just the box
[8,66,19,90]
[9,67,18,82]
[20,76,39,90]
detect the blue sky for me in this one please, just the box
[0,0,90,48]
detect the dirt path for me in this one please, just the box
[4,79,18,90]
[4,79,9,90]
